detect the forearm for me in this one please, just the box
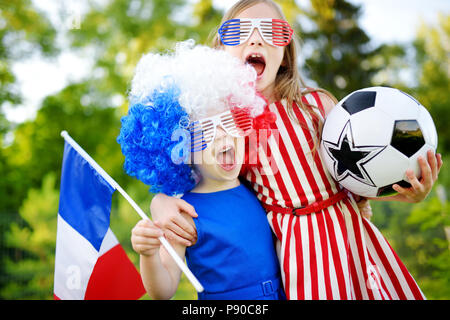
[140,251,179,300]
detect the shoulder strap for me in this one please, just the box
[300,88,326,118]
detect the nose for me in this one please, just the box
[247,28,264,46]
[215,126,235,147]
[216,126,227,139]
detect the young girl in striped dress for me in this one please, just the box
[150,0,442,300]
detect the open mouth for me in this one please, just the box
[245,53,266,78]
[215,144,236,171]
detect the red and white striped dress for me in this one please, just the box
[242,91,425,300]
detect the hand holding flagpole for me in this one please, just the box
[60,131,204,293]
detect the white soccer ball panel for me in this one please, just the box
[417,106,438,149]
[362,145,410,187]
[319,141,336,179]
[338,175,379,197]
[350,108,394,147]
[374,87,420,120]
[322,105,351,145]
[406,143,436,180]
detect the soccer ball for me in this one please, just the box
[320,87,438,197]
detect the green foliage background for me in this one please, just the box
[0,0,448,299]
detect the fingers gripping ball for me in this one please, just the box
[320,87,438,198]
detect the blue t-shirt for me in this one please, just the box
[182,183,284,300]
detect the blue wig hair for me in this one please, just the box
[117,81,196,196]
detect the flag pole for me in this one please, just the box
[60,131,204,293]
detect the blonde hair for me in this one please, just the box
[210,0,338,149]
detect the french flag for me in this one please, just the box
[54,139,146,300]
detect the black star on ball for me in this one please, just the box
[323,121,385,187]
[329,136,369,180]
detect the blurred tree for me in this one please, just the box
[0,0,57,119]
[1,173,58,299]
[406,184,450,299]
[412,14,450,155]
[192,0,224,43]
[0,0,58,294]
[298,0,406,99]
[370,188,450,299]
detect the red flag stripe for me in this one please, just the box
[84,244,146,300]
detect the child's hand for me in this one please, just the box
[392,150,443,203]
[131,219,164,257]
[150,193,198,247]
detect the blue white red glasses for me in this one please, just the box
[189,109,254,152]
[218,18,294,47]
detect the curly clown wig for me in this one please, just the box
[117,40,267,196]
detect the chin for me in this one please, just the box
[221,172,240,181]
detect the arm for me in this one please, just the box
[131,218,193,299]
[318,91,336,117]
[151,193,198,246]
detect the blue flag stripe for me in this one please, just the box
[58,142,115,251]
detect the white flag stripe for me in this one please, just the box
[54,214,98,299]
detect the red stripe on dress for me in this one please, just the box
[315,211,333,299]
[265,142,293,207]
[295,97,339,198]
[323,205,349,299]
[309,92,342,192]
[271,211,283,242]
[252,148,275,206]
[348,248,362,299]
[266,106,303,207]
[246,130,277,206]
[310,91,326,118]
[364,226,406,298]
[366,245,391,300]
[362,218,424,300]
[283,214,294,300]
[272,104,308,206]
[249,167,267,204]
[377,228,425,300]
[345,197,375,300]
[300,95,341,195]
[361,217,408,299]
[276,102,322,206]
[335,201,359,300]
[306,214,319,299]
[293,216,305,300]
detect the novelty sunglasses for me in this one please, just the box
[218,18,294,47]
[189,109,254,152]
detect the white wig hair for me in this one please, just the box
[129,39,266,119]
